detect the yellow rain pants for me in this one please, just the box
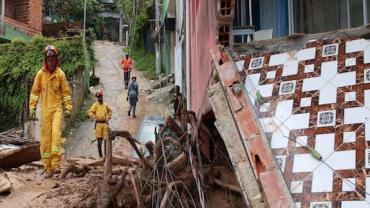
[88,102,112,140]
[29,67,72,171]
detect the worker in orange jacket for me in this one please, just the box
[88,90,112,158]
[121,53,133,89]
[29,45,72,178]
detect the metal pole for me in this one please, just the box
[364,0,368,25]
[185,0,191,111]
[119,12,123,44]
[249,0,252,26]
[288,0,294,34]
[83,0,87,40]
[1,0,5,35]
[347,0,351,28]
[155,0,161,76]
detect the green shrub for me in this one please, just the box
[0,36,90,131]
[125,48,156,80]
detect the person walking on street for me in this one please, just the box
[171,85,183,119]
[29,45,72,178]
[127,76,139,118]
[121,53,133,89]
[88,90,112,158]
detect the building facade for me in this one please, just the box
[0,0,42,42]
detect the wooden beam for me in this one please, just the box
[208,82,265,208]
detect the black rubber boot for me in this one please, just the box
[97,139,103,158]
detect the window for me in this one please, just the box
[293,0,348,34]
[293,0,366,34]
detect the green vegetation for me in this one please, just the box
[125,48,156,80]
[117,0,157,80]
[43,0,104,39]
[0,36,90,131]
[116,0,154,49]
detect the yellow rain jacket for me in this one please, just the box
[29,67,72,171]
[89,102,112,139]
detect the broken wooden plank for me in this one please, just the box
[211,46,295,208]
[208,82,265,208]
[0,143,40,168]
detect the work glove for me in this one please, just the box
[29,109,36,120]
[64,109,71,119]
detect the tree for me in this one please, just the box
[43,0,104,38]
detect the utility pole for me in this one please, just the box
[83,0,87,40]
[155,0,161,76]
[0,0,5,35]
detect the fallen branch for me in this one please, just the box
[0,143,40,168]
[128,169,141,208]
[113,167,129,197]
[92,157,138,167]
[213,178,242,194]
[168,152,188,173]
[165,116,184,136]
[110,130,153,169]
[60,163,90,179]
[160,181,183,208]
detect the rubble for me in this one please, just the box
[0,110,245,207]
[0,175,11,194]
[0,144,40,169]
[149,73,174,90]
[146,85,174,102]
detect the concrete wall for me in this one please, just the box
[188,0,234,114]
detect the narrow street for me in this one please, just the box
[66,41,170,159]
[0,41,171,208]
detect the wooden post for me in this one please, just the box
[98,132,113,208]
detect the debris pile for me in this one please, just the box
[1,112,245,207]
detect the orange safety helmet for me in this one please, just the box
[44,45,61,70]
[95,89,104,97]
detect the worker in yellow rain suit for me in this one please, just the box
[29,45,72,178]
[89,90,112,158]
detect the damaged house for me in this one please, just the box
[181,0,370,207]
[0,0,42,42]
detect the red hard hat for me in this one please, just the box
[44,45,58,57]
[96,89,103,97]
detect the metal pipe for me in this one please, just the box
[1,0,5,34]
[288,0,294,34]
[249,0,252,25]
[241,0,245,42]
[347,0,351,28]
[364,0,368,25]
[155,0,161,76]
[186,0,191,111]
[83,0,87,40]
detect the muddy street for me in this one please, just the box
[66,41,170,159]
[0,41,171,208]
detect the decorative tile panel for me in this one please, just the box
[322,43,338,57]
[279,81,296,95]
[249,57,264,70]
[242,37,370,207]
[317,110,336,127]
